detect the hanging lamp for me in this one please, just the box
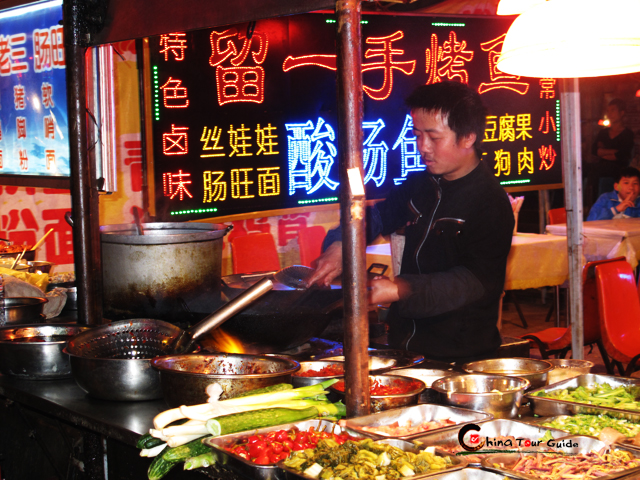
[497,0,640,78]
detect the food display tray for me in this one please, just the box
[340,404,492,440]
[427,467,522,480]
[522,415,640,452]
[411,418,567,466]
[525,374,640,420]
[480,435,640,480]
[203,419,347,480]
[278,438,467,480]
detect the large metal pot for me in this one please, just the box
[101,222,231,322]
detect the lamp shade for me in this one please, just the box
[496,0,546,16]
[497,0,640,78]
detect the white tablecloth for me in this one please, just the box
[546,218,640,268]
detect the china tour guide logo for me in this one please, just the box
[457,424,578,455]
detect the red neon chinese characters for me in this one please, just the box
[41,82,54,108]
[539,145,557,171]
[210,28,268,105]
[14,85,25,109]
[283,55,336,71]
[160,77,189,108]
[44,114,55,139]
[16,117,26,139]
[539,111,556,135]
[363,31,415,101]
[160,33,187,61]
[438,31,473,84]
[163,125,189,155]
[45,149,56,170]
[539,78,556,99]
[163,170,193,200]
[478,34,529,95]
[19,149,28,171]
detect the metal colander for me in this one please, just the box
[65,318,184,360]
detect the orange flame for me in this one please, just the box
[202,329,246,354]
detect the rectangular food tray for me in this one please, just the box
[427,468,522,480]
[522,415,640,452]
[525,374,640,420]
[411,418,567,466]
[340,404,493,440]
[480,435,640,480]
[278,438,467,480]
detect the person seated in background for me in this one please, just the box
[586,166,640,221]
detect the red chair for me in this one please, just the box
[298,226,326,268]
[595,258,640,376]
[230,233,280,274]
[548,207,567,225]
[520,257,616,374]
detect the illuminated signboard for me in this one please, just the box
[0,0,69,178]
[148,13,561,221]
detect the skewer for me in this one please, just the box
[10,246,27,270]
[31,228,54,251]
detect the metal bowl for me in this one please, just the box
[432,374,530,419]
[330,374,426,413]
[2,297,48,325]
[462,357,553,390]
[152,353,300,407]
[291,360,345,388]
[546,359,594,385]
[393,368,456,403]
[312,355,398,374]
[27,261,55,274]
[0,324,90,379]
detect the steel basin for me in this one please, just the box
[0,323,90,379]
[1,297,48,325]
[152,353,300,407]
[462,357,553,390]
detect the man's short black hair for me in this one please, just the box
[405,81,487,156]
[609,98,626,113]
[617,166,640,183]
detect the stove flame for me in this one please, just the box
[204,329,246,354]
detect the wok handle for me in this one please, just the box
[187,277,274,341]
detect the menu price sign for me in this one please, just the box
[148,13,562,221]
[0,0,69,179]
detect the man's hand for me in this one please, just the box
[369,276,400,305]
[306,241,343,287]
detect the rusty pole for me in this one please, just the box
[335,0,370,417]
[63,0,103,325]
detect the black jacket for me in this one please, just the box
[326,161,514,362]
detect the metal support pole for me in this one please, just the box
[63,0,103,325]
[560,78,584,359]
[335,0,370,417]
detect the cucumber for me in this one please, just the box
[236,383,293,398]
[206,406,319,437]
[136,433,166,450]
[162,436,211,462]
[147,447,178,480]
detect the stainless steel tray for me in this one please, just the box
[481,435,640,480]
[411,418,567,466]
[523,415,640,452]
[340,404,492,440]
[526,374,640,420]
[203,419,350,480]
[428,467,521,480]
[278,438,467,480]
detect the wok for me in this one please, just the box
[195,273,344,353]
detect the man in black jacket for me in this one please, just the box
[308,81,514,363]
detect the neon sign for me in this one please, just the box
[149,12,562,220]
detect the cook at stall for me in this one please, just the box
[308,81,514,364]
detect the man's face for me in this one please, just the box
[615,176,640,200]
[606,104,623,124]
[411,108,478,181]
